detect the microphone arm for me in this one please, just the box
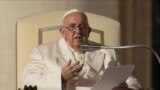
[80,44,160,64]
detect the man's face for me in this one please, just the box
[60,12,91,50]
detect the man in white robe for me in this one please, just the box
[22,9,141,90]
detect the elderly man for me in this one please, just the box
[22,9,141,90]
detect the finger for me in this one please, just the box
[74,64,84,72]
[67,59,71,66]
[71,71,80,79]
[73,71,79,76]
[79,64,84,68]
[69,61,80,69]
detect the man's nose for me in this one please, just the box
[74,26,82,33]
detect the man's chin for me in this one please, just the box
[72,44,81,49]
[74,44,81,48]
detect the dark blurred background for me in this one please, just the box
[152,0,160,89]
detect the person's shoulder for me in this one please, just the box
[37,40,58,49]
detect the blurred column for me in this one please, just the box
[119,0,152,88]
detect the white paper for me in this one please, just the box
[91,65,135,90]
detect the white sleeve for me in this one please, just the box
[21,48,63,90]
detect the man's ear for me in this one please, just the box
[59,28,65,38]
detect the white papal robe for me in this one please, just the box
[21,38,141,90]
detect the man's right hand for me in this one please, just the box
[61,60,83,81]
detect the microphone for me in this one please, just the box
[80,44,160,64]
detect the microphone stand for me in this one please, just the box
[80,44,160,64]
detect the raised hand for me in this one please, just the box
[61,60,83,81]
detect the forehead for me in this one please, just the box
[63,12,88,24]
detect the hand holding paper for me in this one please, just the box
[91,65,135,90]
